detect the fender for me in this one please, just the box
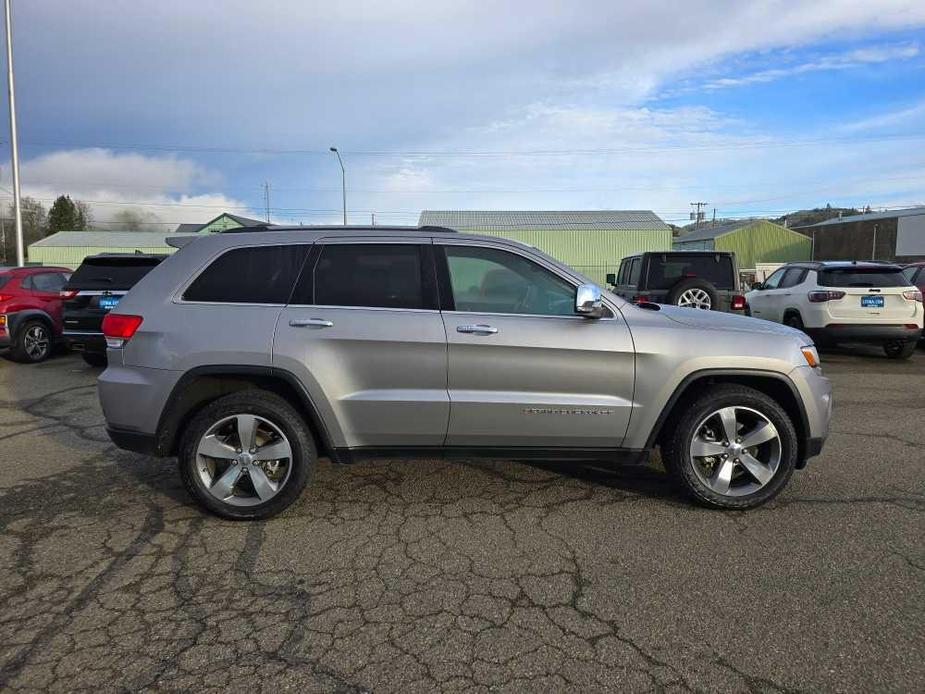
[5,309,57,337]
[153,364,336,457]
[644,367,811,456]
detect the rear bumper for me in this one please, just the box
[806,324,922,343]
[64,331,106,353]
[106,426,157,456]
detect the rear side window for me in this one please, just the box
[902,266,920,284]
[30,272,68,292]
[302,243,433,310]
[818,267,909,288]
[67,256,165,290]
[184,245,309,303]
[645,255,735,290]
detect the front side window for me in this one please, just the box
[627,258,641,287]
[762,268,786,289]
[183,245,309,303]
[443,245,575,316]
[779,268,806,289]
[307,243,432,310]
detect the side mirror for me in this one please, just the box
[751,281,764,290]
[605,272,617,286]
[575,283,604,318]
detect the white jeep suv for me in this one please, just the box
[746,261,923,359]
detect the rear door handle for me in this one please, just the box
[457,324,498,335]
[289,318,334,328]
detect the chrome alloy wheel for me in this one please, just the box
[195,414,293,507]
[677,288,712,310]
[24,324,50,360]
[689,406,781,497]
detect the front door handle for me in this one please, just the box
[289,318,334,328]
[457,324,498,335]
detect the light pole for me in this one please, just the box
[4,0,23,266]
[329,147,346,225]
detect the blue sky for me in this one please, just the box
[2,1,924,228]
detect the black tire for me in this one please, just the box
[178,390,317,520]
[784,312,804,331]
[81,352,108,368]
[883,340,916,360]
[11,319,53,363]
[667,278,719,311]
[661,384,798,509]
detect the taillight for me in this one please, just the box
[59,289,79,300]
[808,290,846,303]
[101,313,143,348]
[731,295,746,310]
[902,289,923,302]
[635,295,651,304]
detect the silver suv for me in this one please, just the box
[98,226,832,519]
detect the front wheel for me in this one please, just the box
[178,391,317,520]
[661,385,798,509]
[883,340,916,360]
[12,319,52,363]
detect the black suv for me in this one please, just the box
[61,254,166,366]
[607,251,745,312]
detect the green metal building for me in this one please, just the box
[672,219,811,270]
[419,210,672,284]
[27,213,264,268]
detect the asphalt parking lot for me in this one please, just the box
[0,348,922,693]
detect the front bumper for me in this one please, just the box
[806,324,922,344]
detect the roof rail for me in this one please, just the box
[217,224,459,234]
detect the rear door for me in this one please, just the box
[437,241,635,448]
[25,272,69,329]
[819,266,919,324]
[274,240,449,448]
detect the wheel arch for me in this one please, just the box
[647,369,810,466]
[154,365,334,458]
[7,309,55,337]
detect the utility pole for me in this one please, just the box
[711,208,716,228]
[690,202,707,229]
[329,147,346,225]
[371,212,376,226]
[4,0,23,266]
[262,182,271,223]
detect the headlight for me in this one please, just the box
[801,345,820,368]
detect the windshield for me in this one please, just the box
[65,256,165,290]
[817,267,909,288]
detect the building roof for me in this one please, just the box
[174,213,266,234]
[801,206,925,228]
[675,219,769,243]
[29,231,181,248]
[419,210,669,232]
[174,223,202,234]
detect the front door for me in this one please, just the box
[437,242,635,449]
[274,240,449,448]
[748,267,786,321]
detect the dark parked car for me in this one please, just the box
[61,254,166,366]
[607,251,746,312]
[0,266,72,362]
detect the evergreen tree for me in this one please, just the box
[47,195,83,234]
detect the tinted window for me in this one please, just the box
[309,244,430,309]
[779,268,806,289]
[818,267,909,288]
[902,266,920,284]
[646,254,735,290]
[0,274,10,289]
[67,256,165,290]
[762,268,786,289]
[627,258,641,287]
[184,245,309,303]
[444,245,575,316]
[30,272,67,292]
[617,259,629,285]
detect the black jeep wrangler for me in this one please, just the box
[607,251,745,312]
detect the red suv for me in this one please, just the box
[0,266,72,362]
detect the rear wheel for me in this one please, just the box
[178,391,317,520]
[12,319,52,363]
[81,352,108,367]
[883,340,916,360]
[784,313,804,331]
[661,385,798,509]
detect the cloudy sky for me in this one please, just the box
[3,0,925,228]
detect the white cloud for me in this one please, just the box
[838,99,925,132]
[4,149,256,228]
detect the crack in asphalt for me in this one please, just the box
[0,357,923,692]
